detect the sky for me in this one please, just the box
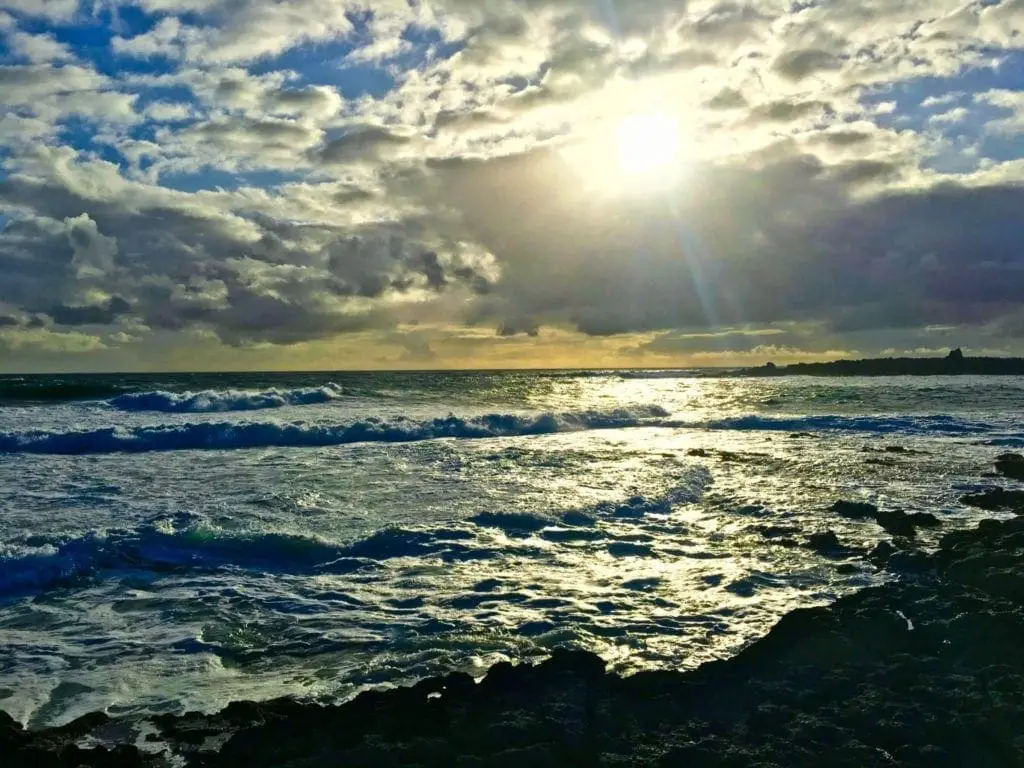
[1,0,1024,372]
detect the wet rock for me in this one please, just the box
[806,531,856,557]
[874,510,939,538]
[960,487,1024,512]
[886,550,935,575]
[995,452,1024,480]
[909,512,941,527]
[868,540,898,567]
[472,579,502,593]
[607,541,653,557]
[724,578,757,597]
[755,524,801,539]
[830,500,879,519]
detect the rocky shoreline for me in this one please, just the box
[5,503,1024,766]
[738,350,1024,377]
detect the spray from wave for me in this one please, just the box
[108,384,345,413]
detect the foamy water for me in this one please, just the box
[0,371,1021,726]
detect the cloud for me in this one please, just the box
[772,49,843,81]
[705,88,748,111]
[313,126,412,166]
[0,0,77,21]
[748,99,834,123]
[3,28,74,62]
[1,0,1023,368]
[431,141,1024,338]
[48,296,131,326]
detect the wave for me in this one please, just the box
[109,384,345,413]
[0,406,674,455]
[0,468,711,598]
[0,516,480,596]
[701,414,997,436]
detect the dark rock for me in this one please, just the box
[806,531,856,557]
[830,500,879,519]
[960,487,1024,512]
[739,352,1024,377]
[881,514,918,538]
[607,542,653,557]
[908,512,941,528]
[995,453,1024,481]
[868,540,898,567]
[755,525,801,539]
[886,550,935,574]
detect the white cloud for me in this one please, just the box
[0,0,78,21]
[144,101,194,122]
[4,29,75,62]
[977,89,1024,135]
[929,106,969,125]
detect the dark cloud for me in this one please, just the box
[772,49,843,81]
[0,315,21,328]
[183,117,319,152]
[750,99,834,122]
[497,320,540,337]
[820,130,874,147]
[828,159,900,184]
[416,251,447,291]
[0,171,484,346]
[432,143,1024,338]
[705,88,748,110]
[314,126,410,165]
[48,296,131,326]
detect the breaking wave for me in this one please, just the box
[0,517,482,597]
[0,406,674,455]
[109,384,345,413]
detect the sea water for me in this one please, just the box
[0,371,1021,727]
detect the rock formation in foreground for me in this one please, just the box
[5,516,1024,767]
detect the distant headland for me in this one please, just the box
[739,348,1024,376]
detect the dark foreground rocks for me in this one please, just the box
[830,499,942,537]
[961,487,1024,512]
[996,453,1024,481]
[6,518,1024,767]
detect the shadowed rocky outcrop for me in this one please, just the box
[740,351,1024,377]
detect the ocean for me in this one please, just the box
[1,371,1021,728]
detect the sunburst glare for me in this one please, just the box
[616,113,682,178]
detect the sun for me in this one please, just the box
[559,110,686,196]
[616,113,681,178]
